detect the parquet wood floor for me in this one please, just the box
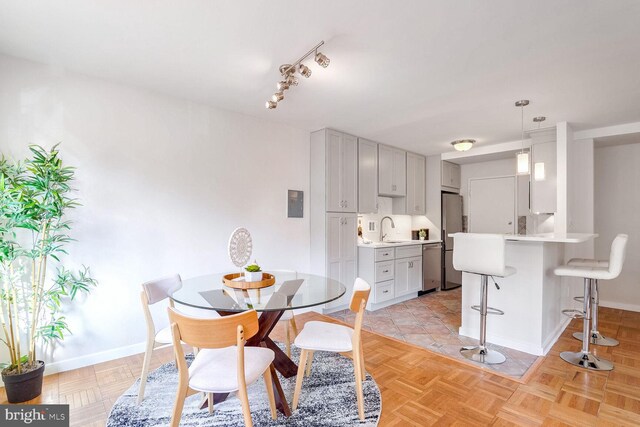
[1,307,639,426]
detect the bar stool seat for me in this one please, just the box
[452,233,514,365]
[554,234,628,371]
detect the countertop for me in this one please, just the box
[358,239,441,248]
[447,232,597,243]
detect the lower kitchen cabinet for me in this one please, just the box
[358,244,423,310]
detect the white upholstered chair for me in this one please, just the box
[167,308,276,427]
[555,234,628,371]
[138,274,184,404]
[452,233,516,365]
[292,278,371,420]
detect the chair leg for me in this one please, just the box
[285,322,291,358]
[353,349,365,421]
[237,383,253,427]
[170,379,189,427]
[290,316,299,337]
[263,364,277,420]
[292,349,309,411]
[305,351,314,377]
[207,392,214,414]
[359,341,366,380]
[137,339,155,404]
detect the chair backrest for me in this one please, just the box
[452,233,508,277]
[607,234,628,279]
[142,274,182,305]
[349,278,371,313]
[167,307,259,349]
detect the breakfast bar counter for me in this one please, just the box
[454,233,597,356]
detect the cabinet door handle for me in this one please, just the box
[409,261,413,268]
[344,201,348,208]
[383,269,389,273]
[382,290,389,294]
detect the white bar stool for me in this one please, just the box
[452,233,516,365]
[554,234,628,371]
[566,258,618,347]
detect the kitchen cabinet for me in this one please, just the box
[529,128,557,214]
[358,244,423,310]
[441,160,461,191]
[358,139,378,213]
[325,129,357,212]
[394,152,426,215]
[395,256,423,296]
[378,144,406,196]
[310,129,359,313]
[325,213,358,309]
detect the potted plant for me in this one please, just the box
[0,144,96,403]
[244,261,262,282]
[418,229,427,241]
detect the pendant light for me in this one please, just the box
[533,116,546,181]
[515,100,530,175]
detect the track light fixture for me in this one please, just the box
[265,40,329,109]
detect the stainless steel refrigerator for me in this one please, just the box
[441,192,463,290]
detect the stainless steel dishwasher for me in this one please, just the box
[420,242,442,294]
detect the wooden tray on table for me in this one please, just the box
[222,272,276,290]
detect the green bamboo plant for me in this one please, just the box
[0,144,96,375]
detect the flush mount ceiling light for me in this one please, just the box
[265,40,329,109]
[515,99,530,175]
[451,139,475,152]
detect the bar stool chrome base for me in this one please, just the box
[573,331,620,347]
[461,345,506,365]
[560,350,613,371]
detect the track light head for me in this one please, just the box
[265,100,277,109]
[315,52,330,68]
[277,81,290,91]
[299,64,312,78]
[271,91,284,102]
[286,75,299,86]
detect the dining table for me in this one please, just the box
[169,271,346,416]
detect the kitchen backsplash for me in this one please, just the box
[358,197,418,242]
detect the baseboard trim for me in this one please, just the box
[542,317,571,355]
[599,300,640,313]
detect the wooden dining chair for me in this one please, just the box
[167,307,277,427]
[138,274,184,404]
[292,278,371,420]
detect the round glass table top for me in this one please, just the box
[169,271,346,313]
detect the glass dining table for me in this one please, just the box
[169,271,346,416]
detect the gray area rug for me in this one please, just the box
[107,345,381,426]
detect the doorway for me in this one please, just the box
[468,176,516,234]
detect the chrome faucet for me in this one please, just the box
[380,216,395,242]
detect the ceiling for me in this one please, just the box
[595,133,640,148]
[1,1,639,155]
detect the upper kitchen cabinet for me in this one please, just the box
[393,152,426,215]
[313,128,358,213]
[529,128,557,214]
[379,144,406,196]
[441,160,461,191]
[358,138,378,213]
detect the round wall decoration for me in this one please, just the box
[228,228,253,267]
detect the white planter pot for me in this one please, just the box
[244,271,263,282]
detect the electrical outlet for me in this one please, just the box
[368,221,376,232]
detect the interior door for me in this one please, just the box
[468,176,516,234]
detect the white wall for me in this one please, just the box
[0,54,311,372]
[594,142,640,311]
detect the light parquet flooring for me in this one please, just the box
[2,307,640,426]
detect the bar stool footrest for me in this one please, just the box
[471,305,505,316]
[562,309,584,319]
